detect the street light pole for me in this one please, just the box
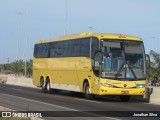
[24,8,29,77]
[16,19,20,61]
[24,36,28,77]
[149,37,156,87]
[1,52,4,74]
[16,12,23,61]
[151,37,155,51]
[64,0,68,35]
[89,27,94,32]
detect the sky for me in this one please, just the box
[0,0,160,63]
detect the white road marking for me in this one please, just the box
[11,88,25,92]
[1,93,121,120]
[74,98,101,104]
[1,93,77,111]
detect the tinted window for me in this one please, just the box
[91,37,99,59]
[34,38,92,58]
[49,38,91,58]
[34,43,49,58]
[71,40,81,57]
[81,38,90,57]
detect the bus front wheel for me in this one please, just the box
[84,82,94,100]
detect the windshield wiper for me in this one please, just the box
[128,66,137,79]
[115,64,137,79]
[115,63,125,79]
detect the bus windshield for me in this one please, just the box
[101,40,146,80]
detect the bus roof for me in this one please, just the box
[36,32,142,44]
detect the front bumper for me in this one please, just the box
[97,86,145,96]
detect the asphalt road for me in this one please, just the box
[0,84,160,120]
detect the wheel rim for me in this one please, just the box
[41,80,46,92]
[47,82,50,91]
[42,81,45,89]
[84,83,94,100]
[86,86,90,94]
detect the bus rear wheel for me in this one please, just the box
[84,82,94,100]
[120,96,130,102]
[41,78,46,93]
[45,80,53,94]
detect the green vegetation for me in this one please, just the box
[0,76,7,83]
[0,59,32,77]
[147,50,160,84]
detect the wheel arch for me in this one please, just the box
[39,76,45,87]
[45,76,51,83]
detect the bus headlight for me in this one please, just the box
[137,85,144,88]
[101,83,113,87]
[136,84,144,88]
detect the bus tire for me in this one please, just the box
[84,82,94,100]
[45,80,52,94]
[41,78,46,93]
[120,95,130,102]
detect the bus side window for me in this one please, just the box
[91,37,99,76]
[91,37,99,59]
[93,52,100,76]
[34,43,49,58]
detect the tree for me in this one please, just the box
[9,60,25,76]
[148,50,160,83]
[26,59,32,77]
[1,59,33,77]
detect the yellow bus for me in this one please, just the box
[33,32,149,102]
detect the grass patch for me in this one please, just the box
[0,76,7,83]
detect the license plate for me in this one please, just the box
[121,91,129,94]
